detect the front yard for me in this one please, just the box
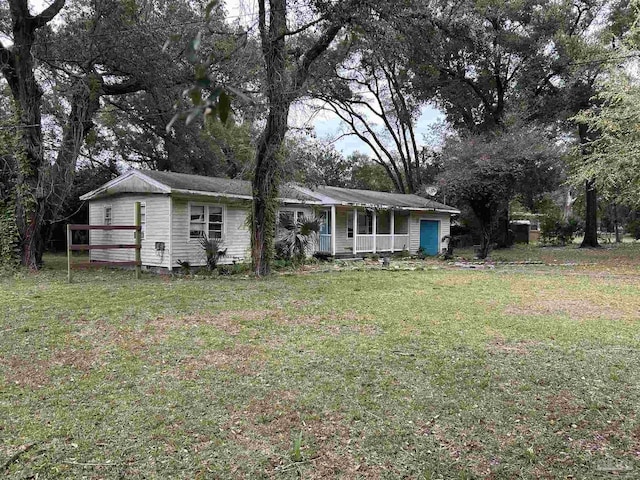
[1,245,639,478]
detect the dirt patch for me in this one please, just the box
[166,344,265,379]
[546,390,583,422]
[505,299,631,321]
[486,336,538,355]
[226,391,382,478]
[1,348,97,389]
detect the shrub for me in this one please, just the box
[217,262,251,276]
[540,214,581,245]
[275,214,321,261]
[199,235,226,270]
[627,220,640,240]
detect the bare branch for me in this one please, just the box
[30,0,65,29]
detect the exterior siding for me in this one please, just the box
[171,197,252,267]
[89,195,171,268]
[409,212,451,254]
[334,208,352,254]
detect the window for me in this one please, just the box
[395,211,410,234]
[347,210,373,236]
[377,210,391,234]
[189,204,224,239]
[358,211,373,235]
[104,206,112,225]
[139,203,146,240]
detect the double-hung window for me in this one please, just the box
[139,203,146,240]
[104,206,112,225]
[190,204,224,240]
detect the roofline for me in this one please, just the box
[79,170,171,200]
[80,171,460,213]
[170,188,323,205]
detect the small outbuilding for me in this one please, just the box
[80,170,460,270]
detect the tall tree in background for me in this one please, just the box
[313,19,429,194]
[252,0,368,275]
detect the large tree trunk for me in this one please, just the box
[2,0,65,268]
[251,104,289,276]
[580,179,599,248]
[578,123,599,248]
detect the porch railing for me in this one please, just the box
[356,235,374,252]
[393,234,409,251]
[318,234,331,252]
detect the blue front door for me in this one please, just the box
[419,220,439,255]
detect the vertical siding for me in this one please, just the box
[171,197,252,267]
[409,212,451,254]
[88,195,171,268]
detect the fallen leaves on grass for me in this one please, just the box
[1,349,97,388]
[226,391,381,479]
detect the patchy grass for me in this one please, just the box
[458,242,640,270]
[1,250,639,478]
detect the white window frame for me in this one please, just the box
[138,202,146,240]
[104,205,112,225]
[188,203,225,241]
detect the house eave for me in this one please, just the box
[169,188,323,205]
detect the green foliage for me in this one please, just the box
[540,211,581,246]
[440,126,563,257]
[176,259,192,275]
[626,220,640,240]
[199,235,226,270]
[572,71,640,207]
[290,431,304,462]
[275,214,321,262]
[0,201,19,270]
[217,262,251,276]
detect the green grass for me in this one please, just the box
[1,246,639,479]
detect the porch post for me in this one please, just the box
[353,207,358,254]
[391,209,395,252]
[330,205,336,256]
[372,209,377,253]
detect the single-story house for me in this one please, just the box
[79,170,460,270]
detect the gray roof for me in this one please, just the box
[141,170,316,202]
[305,185,459,212]
[82,169,459,213]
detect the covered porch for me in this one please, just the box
[317,206,411,256]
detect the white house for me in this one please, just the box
[80,170,460,270]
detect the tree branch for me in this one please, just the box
[31,0,65,29]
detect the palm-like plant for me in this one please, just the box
[199,235,227,270]
[276,214,321,261]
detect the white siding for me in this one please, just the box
[409,212,451,254]
[171,197,253,267]
[334,208,352,254]
[88,195,171,268]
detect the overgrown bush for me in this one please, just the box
[217,262,251,276]
[627,220,640,240]
[540,214,581,245]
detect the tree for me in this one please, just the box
[572,7,640,211]
[1,0,67,268]
[250,0,369,276]
[314,28,429,193]
[439,127,563,258]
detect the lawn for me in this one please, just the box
[1,246,639,479]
